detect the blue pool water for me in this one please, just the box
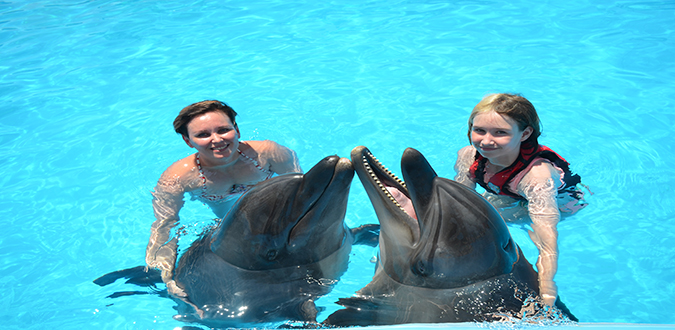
[1,0,674,329]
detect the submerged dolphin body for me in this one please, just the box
[172,155,374,327]
[95,155,379,328]
[323,146,577,326]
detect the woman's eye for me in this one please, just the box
[195,133,210,138]
[218,128,233,134]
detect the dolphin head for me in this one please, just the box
[351,146,518,289]
[210,155,354,270]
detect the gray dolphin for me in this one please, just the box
[323,146,577,326]
[94,155,378,328]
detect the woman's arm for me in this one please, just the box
[145,174,185,274]
[144,160,198,297]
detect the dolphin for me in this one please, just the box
[323,146,577,326]
[94,155,379,328]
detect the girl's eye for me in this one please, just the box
[195,133,210,138]
[218,128,233,134]
[473,128,485,133]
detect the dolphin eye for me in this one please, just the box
[265,249,278,261]
[412,259,431,277]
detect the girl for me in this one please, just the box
[454,93,588,306]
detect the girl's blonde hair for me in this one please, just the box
[467,93,541,145]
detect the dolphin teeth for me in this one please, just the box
[362,152,407,214]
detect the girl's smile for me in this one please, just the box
[471,111,532,168]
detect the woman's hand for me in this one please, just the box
[165,279,188,298]
[162,270,205,318]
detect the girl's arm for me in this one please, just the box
[453,145,477,189]
[519,162,562,306]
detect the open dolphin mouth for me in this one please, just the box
[357,149,417,219]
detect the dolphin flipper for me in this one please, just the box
[350,224,380,247]
[106,290,152,298]
[93,265,162,287]
[94,266,167,299]
[326,296,396,326]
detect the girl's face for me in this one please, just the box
[183,111,240,163]
[470,111,532,165]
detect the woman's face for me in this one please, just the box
[470,111,532,165]
[183,111,240,162]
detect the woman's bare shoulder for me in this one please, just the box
[244,140,301,173]
[246,139,281,150]
[157,154,200,190]
[244,140,288,157]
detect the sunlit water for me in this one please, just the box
[1,0,674,329]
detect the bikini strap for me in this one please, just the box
[237,148,272,175]
[195,153,208,197]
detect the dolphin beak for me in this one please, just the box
[351,146,413,214]
[299,156,341,196]
[287,155,354,249]
[291,155,343,218]
[351,146,420,245]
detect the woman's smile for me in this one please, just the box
[184,111,240,165]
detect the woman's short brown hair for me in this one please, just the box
[173,100,238,136]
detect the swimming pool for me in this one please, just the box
[1,0,674,329]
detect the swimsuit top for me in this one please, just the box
[189,149,273,204]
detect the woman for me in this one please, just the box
[146,100,302,297]
[453,93,588,307]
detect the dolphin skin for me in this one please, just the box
[94,155,379,328]
[323,146,577,326]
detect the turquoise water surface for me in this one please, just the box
[1,0,674,329]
